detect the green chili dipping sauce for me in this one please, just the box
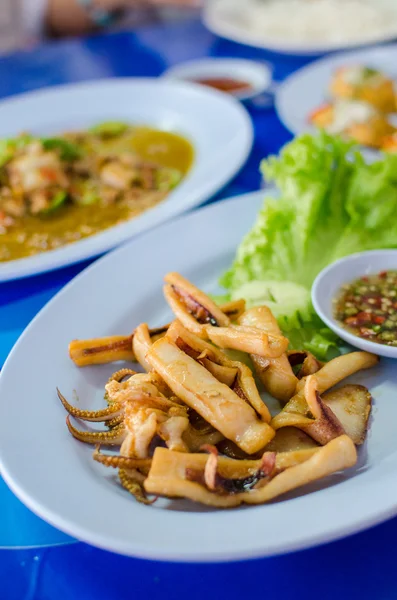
[335,270,397,346]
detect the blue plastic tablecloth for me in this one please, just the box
[1,18,396,600]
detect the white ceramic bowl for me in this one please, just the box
[312,250,397,359]
[163,58,273,101]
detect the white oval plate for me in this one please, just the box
[276,45,397,136]
[0,78,253,282]
[204,1,397,56]
[0,191,396,562]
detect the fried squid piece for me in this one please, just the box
[183,423,224,452]
[272,374,373,446]
[69,289,245,368]
[299,376,345,445]
[323,385,372,446]
[132,323,169,372]
[164,273,287,358]
[164,272,231,336]
[144,435,355,507]
[206,325,289,359]
[69,334,135,367]
[93,447,154,505]
[287,350,323,379]
[93,446,152,474]
[265,427,319,453]
[270,376,345,445]
[218,298,247,322]
[146,337,275,454]
[105,371,173,404]
[69,323,169,368]
[132,324,153,372]
[167,321,271,422]
[121,394,190,458]
[200,445,276,494]
[272,352,378,431]
[239,307,298,402]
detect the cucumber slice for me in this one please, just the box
[230,280,311,329]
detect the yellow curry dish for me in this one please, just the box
[0,122,193,262]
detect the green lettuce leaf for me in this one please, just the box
[220,132,397,357]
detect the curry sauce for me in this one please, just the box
[0,125,194,262]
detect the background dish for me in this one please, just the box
[0,78,253,282]
[0,191,396,562]
[164,58,273,101]
[276,45,397,137]
[312,250,397,359]
[204,0,397,56]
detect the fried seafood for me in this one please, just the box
[144,436,356,508]
[61,272,379,508]
[164,273,288,357]
[68,299,245,367]
[146,337,274,454]
[239,306,298,402]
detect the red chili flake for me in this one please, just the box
[345,312,371,326]
[379,271,388,279]
[361,276,369,282]
[373,315,386,324]
[357,311,372,322]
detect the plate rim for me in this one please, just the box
[1,190,397,563]
[0,77,253,283]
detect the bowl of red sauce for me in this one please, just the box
[163,58,273,102]
[312,250,397,358]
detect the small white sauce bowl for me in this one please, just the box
[312,250,397,359]
[163,58,273,102]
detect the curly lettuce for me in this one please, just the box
[221,132,397,358]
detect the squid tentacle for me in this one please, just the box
[119,469,155,505]
[106,414,124,429]
[57,388,122,422]
[107,368,137,385]
[93,446,151,471]
[66,416,126,445]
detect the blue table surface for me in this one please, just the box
[1,18,396,600]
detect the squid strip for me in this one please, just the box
[272,352,378,430]
[206,325,289,358]
[239,307,297,402]
[69,335,135,367]
[146,337,275,454]
[144,436,354,507]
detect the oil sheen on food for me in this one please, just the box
[0,125,193,262]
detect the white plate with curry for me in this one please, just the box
[0,191,396,562]
[0,78,253,282]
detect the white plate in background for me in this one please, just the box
[204,0,397,55]
[0,78,253,282]
[276,45,397,135]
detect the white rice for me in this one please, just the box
[212,0,397,46]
